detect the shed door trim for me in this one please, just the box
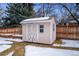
[50,22,53,44]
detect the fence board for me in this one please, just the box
[0,25,79,39]
[0,27,22,34]
[57,25,79,39]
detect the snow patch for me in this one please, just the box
[0,45,11,52]
[21,17,50,23]
[53,39,79,48]
[0,34,13,36]
[0,37,23,42]
[0,40,13,44]
[6,51,14,56]
[12,34,22,37]
[11,38,23,42]
[25,45,79,56]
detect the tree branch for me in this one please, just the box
[60,3,79,24]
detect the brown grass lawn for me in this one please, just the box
[12,46,25,56]
[0,46,13,56]
[53,39,62,44]
[0,41,79,56]
[0,42,27,56]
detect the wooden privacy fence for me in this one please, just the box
[0,25,79,39]
[0,27,22,34]
[56,25,79,39]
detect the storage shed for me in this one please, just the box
[20,17,56,44]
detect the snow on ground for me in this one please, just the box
[0,37,23,42]
[53,39,79,48]
[0,34,12,36]
[0,34,22,37]
[12,34,22,37]
[12,38,23,42]
[0,45,11,52]
[25,45,79,56]
[6,51,14,56]
[0,40,13,44]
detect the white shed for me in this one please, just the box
[20,17,56,44]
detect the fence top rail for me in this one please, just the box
[0,27,21,29]
[57,25,79,27]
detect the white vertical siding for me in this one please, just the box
[22,17,56,44]
[38,22,50,44]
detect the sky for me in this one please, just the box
[0,3,77,21]
[0,3,8,18]
[0,3,7,10]
[0,3,76,13]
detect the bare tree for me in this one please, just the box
[35,3,79,24]
[35,3,55,17]
[60,3,79,24]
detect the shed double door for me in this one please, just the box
[27,23,38,42]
